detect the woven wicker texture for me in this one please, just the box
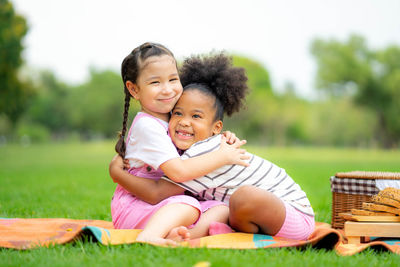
[331,171,400,229]
[332,192,371,229]
[335,171,400,180]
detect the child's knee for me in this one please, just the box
[229,185,257,213]
[230,197,254,217]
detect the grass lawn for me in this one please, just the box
[1,141,400,266]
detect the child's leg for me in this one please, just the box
[136,203,200,244]
[228,185,286,235]
[187,204,229,239]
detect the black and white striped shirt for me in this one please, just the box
[163,134,314,216]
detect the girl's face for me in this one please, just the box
[169,89,222,150]
[127,55,183,121]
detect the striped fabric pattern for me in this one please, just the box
[164,135,314,216]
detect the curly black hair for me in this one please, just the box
[179,53,249,121]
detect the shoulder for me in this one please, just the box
[128,115,169,144]
[135,115,167,128]
[182,134,222,159]
[133,115,167,133]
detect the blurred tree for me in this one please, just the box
[0,0,31,126]
[68,69,133,139]
[224,55,274,143]
[311,35,400,147]
[306,98,376,147]
[10,50,380,147]
[25,71,70,136]
[233,55,272,94]
[228,55,312,145]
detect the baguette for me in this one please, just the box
[371,194,400,209]
[350,208,395,216]
[362,202,400,215]
[378,187,400,202]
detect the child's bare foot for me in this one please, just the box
[166,226,191,242]
[136,233,177,246]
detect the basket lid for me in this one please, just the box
[335,171,400,180]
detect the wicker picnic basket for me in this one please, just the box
[330,171,400,229]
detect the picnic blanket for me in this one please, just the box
[1,218,399,256]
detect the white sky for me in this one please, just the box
[12,0,400,98]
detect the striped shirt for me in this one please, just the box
[163,134,314,216]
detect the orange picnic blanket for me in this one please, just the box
[1,218,399,256]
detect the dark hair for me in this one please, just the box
[179,53,248,121]
[115,42,175,158]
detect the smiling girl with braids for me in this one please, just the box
[111,52,315,241]
[111,42,249,245]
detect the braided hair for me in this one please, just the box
[179,53,249,122]
[115,42,175,158]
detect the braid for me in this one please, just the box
[115,90,131,158]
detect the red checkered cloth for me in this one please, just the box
[330,176,379,196]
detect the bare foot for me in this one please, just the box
[166,226,191,242]
[136,233,177,246]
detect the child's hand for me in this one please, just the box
[123,159,130,169]
[219,136,250,167]
[222,131,247,146]
[109,154,127,183]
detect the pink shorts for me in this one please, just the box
[111,185,225,229]
[275,201,315,240]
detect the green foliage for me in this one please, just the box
[16,122,51,143]
[24,71,70,134]
[18,68,139,141]
[6,31,397,148]
[0,114,12,135]
[232,55,272,94]
[305,98,376,147]
[68,68,138,139]
[0,0,31,125]
[311,35,372,96]
[311,35,400,147]
[226,55,279,144]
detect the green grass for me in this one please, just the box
[1,141,400,266]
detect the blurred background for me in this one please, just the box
[1,0,399,148]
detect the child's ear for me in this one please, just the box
[212,120,223,135]
[126,81,140,100]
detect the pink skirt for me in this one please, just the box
[111,185,224,229]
